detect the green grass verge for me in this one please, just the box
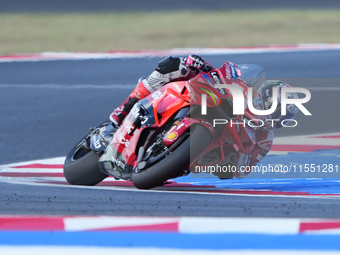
[1,10,340,55]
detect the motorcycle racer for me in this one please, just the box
[109,55,298,179]
[110,55,213,127]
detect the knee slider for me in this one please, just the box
[156,57,181,75]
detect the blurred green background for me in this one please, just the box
[1,9,340,55]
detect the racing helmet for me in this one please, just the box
[260,80,298,130]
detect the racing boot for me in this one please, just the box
[110,79,151,127]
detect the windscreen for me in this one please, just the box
[238,64,266,93]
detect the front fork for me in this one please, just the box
[88,123,116,153]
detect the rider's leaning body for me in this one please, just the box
[110,55,297,178]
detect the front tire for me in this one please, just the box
[64,140,108,186]
[131,125,212,189]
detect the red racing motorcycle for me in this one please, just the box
[63,61,266,189]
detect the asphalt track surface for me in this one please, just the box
[1,0,340,13]
[0,50,340,218]
[1,181,340,217]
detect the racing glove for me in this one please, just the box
[184,54,213,74]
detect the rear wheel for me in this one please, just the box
[63,136,108,186]
[131,125,212,189]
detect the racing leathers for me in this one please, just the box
[110,55,210,126]
[109,55,273,179]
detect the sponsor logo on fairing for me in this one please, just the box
[225,63,232,80]
[112,158,125,170]
[165,131,178,142]
[117,132,130,147]
[210,72,222,85]
[93,140,101,149]
[218,88,225,95]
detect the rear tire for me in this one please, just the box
[132,125,212,189]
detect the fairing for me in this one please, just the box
[99,61,267,180]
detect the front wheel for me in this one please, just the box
[63,136,108,186]
[131,125,212,189]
